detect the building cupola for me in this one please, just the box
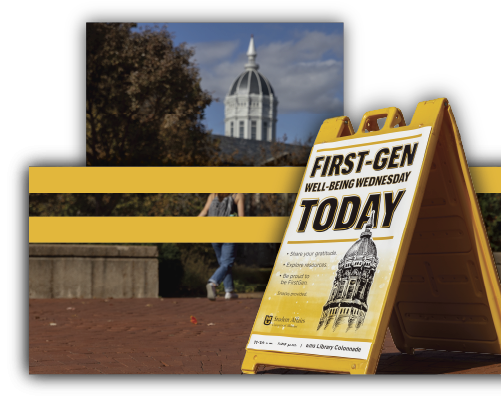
[224,36,278,142]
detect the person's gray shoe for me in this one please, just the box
[206,283,217,301]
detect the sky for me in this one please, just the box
[135,23,344,144]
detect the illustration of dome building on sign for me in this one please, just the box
[224,36,278,142]
[317,212,380,332]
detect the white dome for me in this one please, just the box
[228,69,275,96]
[224,35,278,142]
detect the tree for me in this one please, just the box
[86,23,215,168]
[49,23,219,217]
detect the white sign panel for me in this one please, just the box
[248,127,432,359]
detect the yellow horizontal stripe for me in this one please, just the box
[287,236,394,244]
[469,167,501,193]
[317,134,422,153]
[29,217,289,243]
[29,167,305,194]
[29,166,500,194]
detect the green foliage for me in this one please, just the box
[86,23,215,168]
[162,248,274,297]
[159,243,182,261]
[29,193,208,217]
[176,249,275,297]
[157,245,273,298]
[177,243,218,296]
[29,194,82,217]
[477,193,501,251]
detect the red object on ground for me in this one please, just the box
[190,315,197,325]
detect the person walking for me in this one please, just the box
[198,193,245,300]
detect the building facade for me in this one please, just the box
[224,36,278,142]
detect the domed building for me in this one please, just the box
[224,36,278,142]
[317,212,380,332]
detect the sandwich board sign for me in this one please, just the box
[241,98,501,374]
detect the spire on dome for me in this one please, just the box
[245,35,259,70]
[247,34,256,56]
[366,210,375,230]
[360,211,376,238]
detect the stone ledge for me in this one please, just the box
[29,257,158,299]
[29,245,159,299]
[29,244,158,258]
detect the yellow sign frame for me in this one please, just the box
[241,98,501,374]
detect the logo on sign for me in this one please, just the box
[264,315,273,325]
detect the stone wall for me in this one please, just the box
[29,244,158,299]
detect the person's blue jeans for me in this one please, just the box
[208,243,235,292]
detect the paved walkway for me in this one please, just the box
[29,298,501,374]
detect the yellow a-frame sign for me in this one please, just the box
[242,98,501,374]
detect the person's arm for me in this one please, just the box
[198,194,215,216]
[234,193,245,217]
